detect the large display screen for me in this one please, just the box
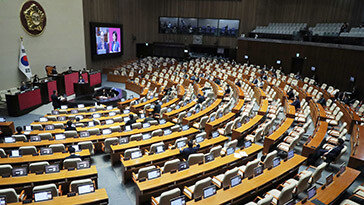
[90,22,123,59]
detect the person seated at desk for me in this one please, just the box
[197,94,205,104]
[15,126,23,135]
[152,101,161,116]
[225,85,231,95]
[51,90,62,109]
[235,80,241,87]
[98,89,110,100]
[65,121,77,131]
[143,113,155,123]
[78,75,85,84]
[214,78,221,85]
[317,96,326,107]
[65,147,80,159]
[65,67,73,74]
[286,88,295,100]
[252,77,259,85]
[32,74,40,84]
[125,114,136,126]
[20,81,28,92]
[51,67,58,75]
[179,140,200,160]
[308,138,345,166]
[291,96,301,110]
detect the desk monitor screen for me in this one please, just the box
[105,119,114,125]
[230,175,242,188]
[45,125,55,130]
[326,173,333,186]
[71,110,78,114]
[89,108,96,112]
[93,113,101,118]
[226,147,235,155]
[147,169,161,180]
[45,164,60,173]
[196,135,204,143]
[156,146,164,154]
[109,112,116,116]
[184,102,187,106]
[175,105,180,110]
[55,134,65,140]
[195,109,200,113]
[10,150,21,158]
[164,129,172,135]
[131,150,142,159]
[78,104,85,108]
[204,153,214,163]
[34,191,53,202]
[219,113,223,118]
[123,117,130,123]
[76,115,84,120]
[160,119,166,125]
[0,196,5,205]
[170,196,186,205]
[121,98,125,102]
[307,186,316,200]
[210,116,215,122]
[4,137,15,143]
[167,108,172,112]
[80,131,90,138]
[51,110,59,115]
[237,122,242,128]
[187,112,192,117]
[339,162,346,175]
[159,101,163,106]
[57,116,66,121]
[30,135,41,142]
[78,184,95,195]
[244,141,252,148]
[125,125,131,131]
[178,161,189,171]
[88,121,95,127]
[107,106,113,110]
[72,145,80,152]
[61,105,68,109]
[140,113,145,119]
[273,157,281,168]
[12,167,27,177]
[177,141,186,149]
[77,161,90,169]
[212,131,219,138]
[142,133,151,140]
[143,123,151,128]
[102,129,112,135]
[39,117,48,122]
[203,185,216,199]
[123,109,130,114]
[40,148,53,155]
[24,125,32,131]
[254,166,263,177]
[287,150,294,160]
[119,137,129,144]
[182,125,189,131]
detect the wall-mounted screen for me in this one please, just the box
[198,19,219,36]
[178,18,198,34]
[159,17,178,34]
[218,19,240,37]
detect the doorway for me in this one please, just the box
[290,57,304,75]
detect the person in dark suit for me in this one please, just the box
[287,88,295,100]
[15,126,23,135]
[317,96,326,107]
[32,75,40,84]
[65,121,77,131]
[65,147,80,159]
[78,75,85,84]
[51,67,58,75]
[66,67,73,74]
[235,81,241,87]
[51,90,61,109]
[179,140,200,160]
[197,94,205,103]
[291,96,301,110]
[308,138,345,165]
[110,31,120,53]
[125,114,136,126]
[225,85,231,95]
[143,113,155,123]
[152,101,161,115]
[20,81,28,92]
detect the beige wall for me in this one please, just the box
[0,0,86,90]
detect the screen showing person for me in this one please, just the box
[0,196,5,205]
[77,161,90,169]
[12,167,27,177]
[40,148,53,155]
[254,166,263,177]
[204,153,214,163]
[273,157,281,168]
[326,173,333,186]
[30,135,41,142]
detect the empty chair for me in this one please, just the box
[124,148,141,159]
[78,141,95,155]
[300,162,327,184]
[32,124,43,130]
[63,158,82,169]
[328,122,347,137]
[53,123,65,129]
[49,144,65,153]
[133,165,156,181]
[161,159,180,173]
[113,116,123,122]
[172,111,186,124]
[262,150,278,169]
[132,122,142,129]
[130,133,143,141]
[39,133,52,140]
[151,188,180,205]
[218,121,234,136]
[188,153,204,166]
[12,134,27,142]
[29,161,50,173]
[212,167,239,188]
[245,195,273,205]
[265,183,295,205]
[148,142,165,155]
[110,125,122,132]
[238,159,260,179]
[70,178,93,192]
[33,183,60,197]
[0,188,25,203]
[283,172,312,195]
[0,148,6,158]
[0,164,12,176]
[183,177,212,200]
[151,129,163,137]
[245,127,263,142]
[208,145,222,158]
[103,137,119,153]
[170,125,181,132]
[339,199,360,205]
[87,128,100,135]
[65,131,78,138]
[277,137,299,152]
[149,120,159,125]
[221,139,238,155]
[46,116,57,121]
[19,146,37,155]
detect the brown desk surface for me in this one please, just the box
[232,115,263,139]
[146,98,180,112]
[349,125,364,168]
[232,99,245,113]
[306,121,328,149]
[266,118,294,142]
[206,112,235,129]
[137,143,263,192]
[258,99,269,114]
[0,166,97,187]
[9,188,108,205]
[132,97,158,109]
[122,135,229,168]
[111,128,199,153]
[163,101,197,118]
[44,108,119,117]
[183,98,222,124]
[297,167,360,205]
[0,150,90,165]
[187,155,306,205]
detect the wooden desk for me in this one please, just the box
[10,188,108,205]
[187,155,306,205]
[136,144,263,204]
[297,167,360,205]
[131,97,158,112]
[121,135,229,184]
[337,101,362,134]
[257,99,269,115]
[302,121,328,157]
[163,101,197,120]
[0,166,97,188]
[146,98,180,113]
[118,97,139,109]
[44,108,120,118]
[232,99,245,113]
[263,118,294,154]
[182,98,222,125]
[205,112,235,136]
[110,128,199,164]
[0,150,90,165]
[231,115,264,140]
[348,125,364,169]
[125,81,145,95]
[0,121,15,136]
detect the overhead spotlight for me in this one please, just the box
[244,55,249,59]
[296,53,300,57]
[184,49,189,53]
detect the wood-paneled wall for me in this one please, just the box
[82,0,364,68]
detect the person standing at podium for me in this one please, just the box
[78,75,85,84]
[51,90,62,109]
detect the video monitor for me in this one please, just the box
[218,19,240,37]
[147,169,161,180]
[51,110,59,115]
[57,116,66,121]
[55,134,65,140]
[218,113,223,118]
[80,131,90,138]
[123,117,130,123]
[254,166,263,177]
[140,113,145,118]
[106,106,113,110]
[350,76,355,82]
[72,145,80,152]
[92,113,101,118]
[176,141,186,149]
[230,175,241,188]
[105,119,114,125]
[178,161,189,171]
[61,105,68,109]
[311,67,316,71]
[71,110,78,114]
[45,164,60,173]
[0,196,5,205]
[203,185,216,199]
[338,162,346,175]
[4,137,15,143]
[167,108,172,112]
[212,131,219,138]
[77,161,90,170]
[24,125,32,131]
[287,150,294,160]
[170,196,186,205]
[159,17,178,34]
[90,22,123,59]
[143,123,151,128]
[226,147,235,155]
[182,125,189,131]
[131,150,142,159]
[187,112,192,117]
[30,135,41,142]
[141,133,151,140]
[78,104,85,108]
[78,184,95,195]
[195,135,204,143]
[155,145,164,154]
[108,111,116,117]
[34,191,53,202]
[198,19,218,36]
[12,167,27,177]
[160,119,166,125]
[164,129,172,135]
[204,153,214,163]
[307,186,316,200]
[125,125,131,131]
[89,108,96,112]
[123,109,130,114]
[326,173,333,186]
[119,137,129,144]
[244,141,252,148]
[45,125,55,130]
[40,148,53,155]
[39,117,48,122]
[175,105,180,110]
[273,157,281,168]
[178,18,198,34]
[102,129,112,135]
[210,116,215,122]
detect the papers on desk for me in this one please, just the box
[24,131,31,135]
[234,151,248,159]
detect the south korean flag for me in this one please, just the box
[18,38,32,79]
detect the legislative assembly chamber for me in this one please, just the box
[0,0,364,205]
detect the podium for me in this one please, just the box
[73,83,94,97]
[6,89,42,116]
